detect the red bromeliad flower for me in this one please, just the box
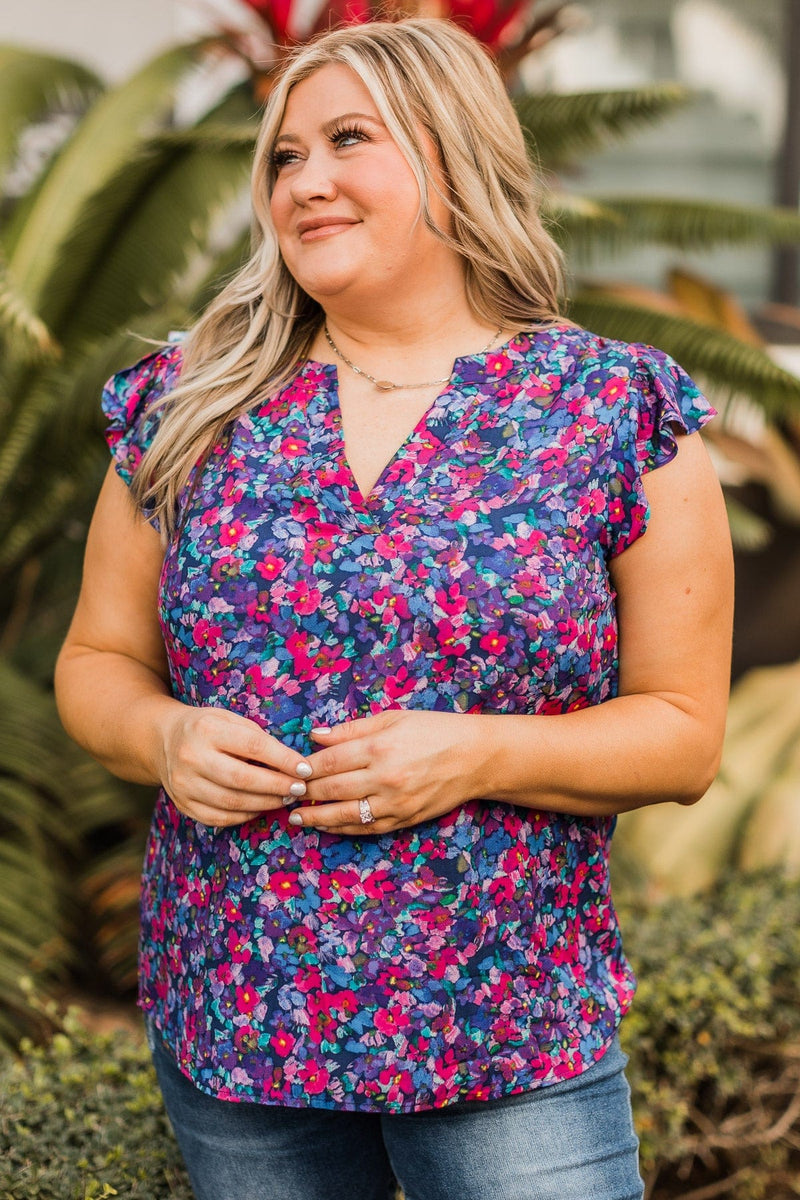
[223,0,569,92]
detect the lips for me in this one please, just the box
[296,216,359,241]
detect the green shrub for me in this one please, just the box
[0,873,798,1199]
[620,872,800,1199]
[0,1006,191,1199]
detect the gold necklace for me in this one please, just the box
[323,322,504,393]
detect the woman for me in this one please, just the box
[55,17,733,1200]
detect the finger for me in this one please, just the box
[288,797,383,832]
[199,711,312,779]
[174,799,265,828]
[184,775,296,813]
[309,711,395,746]
[203,754,310,800]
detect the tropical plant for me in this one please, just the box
[3,0,800,1045]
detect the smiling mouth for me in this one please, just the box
[298,221,359,242]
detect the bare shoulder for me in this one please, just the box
[61,464,168,678]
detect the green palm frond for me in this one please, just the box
[0,656,144,1044]
[541,191,624,252]
[0,45,103,185]
[0,259,60,361]
[515,84,690,170]
[6,42,205,322]
[568,289,800,416]
[56,133,251,348]
[581,195,800,254]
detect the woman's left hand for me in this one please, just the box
[289,710,486,834]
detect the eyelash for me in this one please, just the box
[270,123,370,170]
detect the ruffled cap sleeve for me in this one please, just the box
[101,342,183,525]
[606,344,716,556]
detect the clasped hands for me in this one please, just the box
[158,705,490,835]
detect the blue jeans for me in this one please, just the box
[147,1022,643,1200]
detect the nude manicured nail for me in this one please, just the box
[289,781,306,797]
[313,727,332,736]
[280,795,294,807]
[288,812,303,826]
[295,761,312,779]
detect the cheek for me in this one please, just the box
[269,186,292,242]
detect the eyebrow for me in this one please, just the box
[273,112,385,145]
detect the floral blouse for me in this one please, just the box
[102,323,714,1112]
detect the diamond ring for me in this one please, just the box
[358,798,375,825]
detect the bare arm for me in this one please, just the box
[291,431,734,832]
[55,465,312,826]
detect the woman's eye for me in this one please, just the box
[271,149,301,170]
[331,127,368,149]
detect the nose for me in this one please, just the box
[289,150,338,205]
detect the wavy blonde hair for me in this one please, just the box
[133,16,568,537]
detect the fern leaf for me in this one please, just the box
[568,290,800,417]
[585,195,800,253]
[516,84,691,169]
[0,45,103,185]
[7,43,205,322]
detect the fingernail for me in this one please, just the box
[280,795,294,807]
[288,812,303,826]
[313,726,332,736]
[289,781,306,797]
[295,761,312,779]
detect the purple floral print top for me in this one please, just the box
[102,323,714,1113]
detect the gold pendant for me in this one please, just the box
[374,380,397,392]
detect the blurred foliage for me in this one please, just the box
[621,873,800,1200]
[0,874,797,1199]
[615,661,800,901]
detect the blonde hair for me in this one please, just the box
[133,17,567,537]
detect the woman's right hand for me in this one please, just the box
[156,703,312,828]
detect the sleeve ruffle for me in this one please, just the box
[101,343,183,524]
[606,344,716,557]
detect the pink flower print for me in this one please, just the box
[280,434,307,457]
[271,871,302,901]
[244,663,275,698]
[199,506,221,527]
[371,586,411,623]
[435,584,468,618]
[219,519,247,546]
[318,867,361,903]
[479,631,508,656]
[577,488,606,518]
[538,445,568,473]
[256,553,286,581]
[385,666,417,701]
[377,1066,415,1103]
[487,351,512,376]
[598,375,625,405]
[192,617,223,649]
[224,899,243,921]
[297,1062,330,1095]
[374,1004,411,1038]
[221,476,246,505]
[215,961,234,986]
[235,984,259,1015]
[608,497,626,524]
[270,1028,296,1058]
[374,530,413,559]
[435,619,471,658]
[226,929,252,964]
[286,580,323,616]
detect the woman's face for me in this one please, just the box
[269,64,455,307]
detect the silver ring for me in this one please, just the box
[358,798,375,825]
